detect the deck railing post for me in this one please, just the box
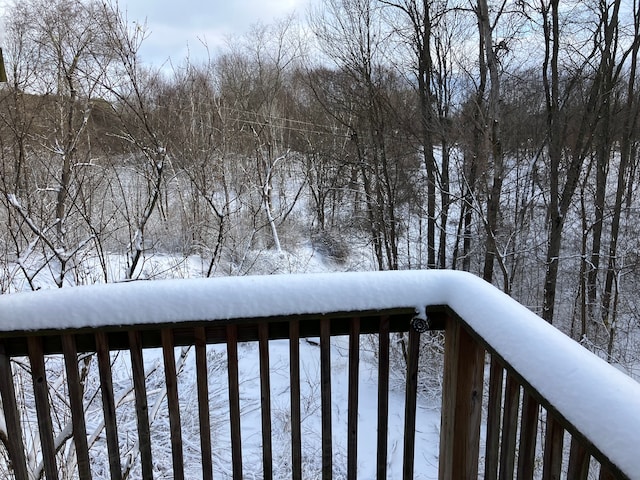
[289,319,302,480]
[439,316,484,480]
[567,437,590,480]
[320,317,333,480]
[226,324,243,480]
[484,357,504,480]
[402,326,421,480]
[542,415,564,480]
[61,334,92,480]
[161,328,185,480]
[517,392,540,479]
[259,322,273,480]
[95,331,123,480]
[499,372,520,478]
[194,326,213,480]
[29,336,60,480]
[128,330,154,480]
[376,316,390,480]
[347,316,360,480]
[0,342,29,480]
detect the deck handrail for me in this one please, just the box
[0,270,639,479]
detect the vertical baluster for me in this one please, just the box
[161,328,184,480]
[194,327,213,480]
[376,316,390,480]
[95,331,122,480]
[484,356,504,480]
[0,341,29,480]
[320,317,332,480]
[61,334,92,480]
[517,392,540,480]
[28,336,59,480]
[402,326,421,480]
[289,320,302,480]
[567,437,590,480]
[227,324,243,479]
[347,317,360,480]
[259,322,273,480]
[128,330,153,480]
[541,415,564,480]
[499,372,520,480]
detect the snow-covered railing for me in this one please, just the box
[0,270,639,479]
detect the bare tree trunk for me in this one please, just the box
[477,0,505,287]
[541,0,563,323]
[437,141,450,268]
[586,0,622,322]
[541,0,601,323]
[601,0,640,343]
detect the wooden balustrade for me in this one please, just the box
[0,271,638,479]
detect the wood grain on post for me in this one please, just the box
[439,317,484,480]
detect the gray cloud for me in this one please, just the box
[120,0,312,66]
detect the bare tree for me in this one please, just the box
[312,0,407,270]
[380,0,444,268]
[539,0,603,323]
[214,19,304,258]
[96,1,170,279]
[600,0,640,358]
[1,0,115,288]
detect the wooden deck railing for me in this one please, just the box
[0,271,639,479]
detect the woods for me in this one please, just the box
[1,0,640,365]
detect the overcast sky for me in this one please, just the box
[117,0,315,68]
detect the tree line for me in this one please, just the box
[1,0,640,365]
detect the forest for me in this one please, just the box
[1,0,639,376]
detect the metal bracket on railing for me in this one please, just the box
[410,315,430,333]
